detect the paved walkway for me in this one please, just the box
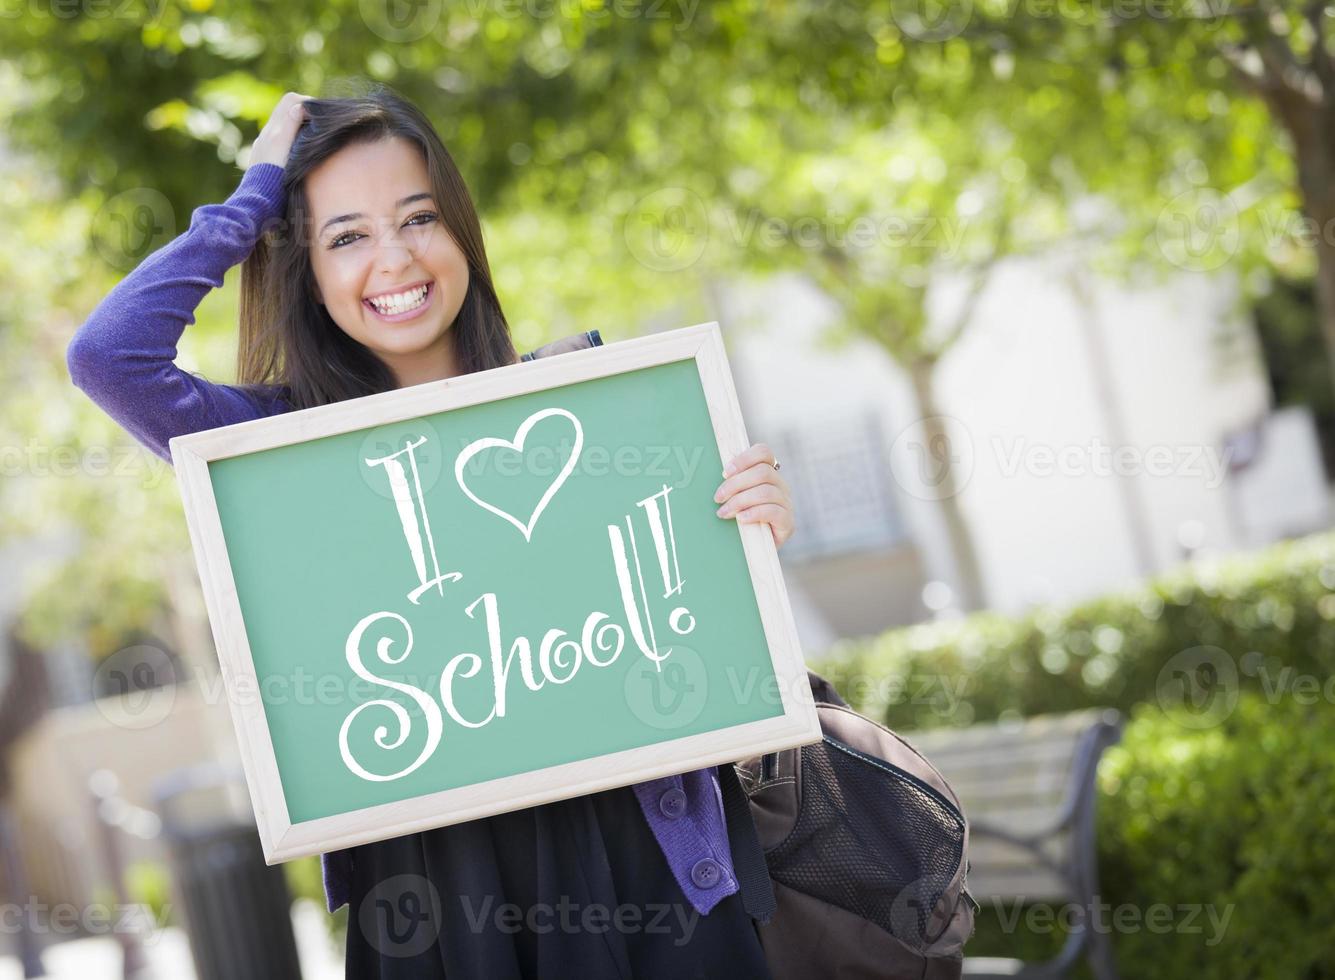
[0,899,343,980]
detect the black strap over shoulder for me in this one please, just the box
[519,329,603,361]
[716,670,844,926]
[717,762,777,925]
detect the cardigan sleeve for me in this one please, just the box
[66,163,292,463]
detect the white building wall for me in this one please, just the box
[928,257,1273,613]
[716,275,936,641]
[719,251,1302,637]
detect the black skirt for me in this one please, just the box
[344,783,773,979]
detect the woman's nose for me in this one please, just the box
[376,242,414,275]
[373,231,417,273]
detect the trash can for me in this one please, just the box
[153,764,303,980]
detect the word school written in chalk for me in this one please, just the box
[340,411,698,783]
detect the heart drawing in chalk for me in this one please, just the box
[453,408,584,542]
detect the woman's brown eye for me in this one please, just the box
[330,213,436,249]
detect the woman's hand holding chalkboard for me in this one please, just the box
[715,442,796,549]
[246,91,314,171]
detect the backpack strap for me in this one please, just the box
[717,762,777,925]
[718,673,842,925]
[808,669,848,708]
[520,329,603,361]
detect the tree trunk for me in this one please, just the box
[1067,268,1158,576]
[1282,89,1335,416]
[905,359,987,613]
[1311,216,1335,413]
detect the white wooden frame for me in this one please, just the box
[170,321,821,864]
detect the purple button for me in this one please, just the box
[690,857,723,889]
[658,788,687,819]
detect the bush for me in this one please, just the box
[961,696,1335,979]
[1095,695,1335,979]
[812,530,1335,731]
[809,530,1335,979]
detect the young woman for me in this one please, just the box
[67,85,797,978]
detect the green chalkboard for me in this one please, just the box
[173,324,819,860]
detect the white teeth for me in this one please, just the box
[367,284,428,315]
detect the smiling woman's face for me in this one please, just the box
[305,136,471,388]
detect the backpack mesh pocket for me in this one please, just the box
[763,735,966,949]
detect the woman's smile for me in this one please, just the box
[363,279,435,322]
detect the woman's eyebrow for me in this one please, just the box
[319,193,434,236]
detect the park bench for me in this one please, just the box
[906,708,1123,980]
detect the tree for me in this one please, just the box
[3,0,1310,645]
[886,3,1328,398]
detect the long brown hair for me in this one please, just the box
[236,83,516,410]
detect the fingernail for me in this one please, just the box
[714,487,725,503]
[722,463,734,477]
[716,505,729,517]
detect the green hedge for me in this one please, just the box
[1096,696,1335,978]
[810,530,1335,979]
[959,696,1335,979]
[812,530,1335,731]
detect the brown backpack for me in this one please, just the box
[719,672,976,979]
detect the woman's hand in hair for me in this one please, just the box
[246,91,314,171]
[714,442,797,549]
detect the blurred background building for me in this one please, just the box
[726,260,1329,646]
